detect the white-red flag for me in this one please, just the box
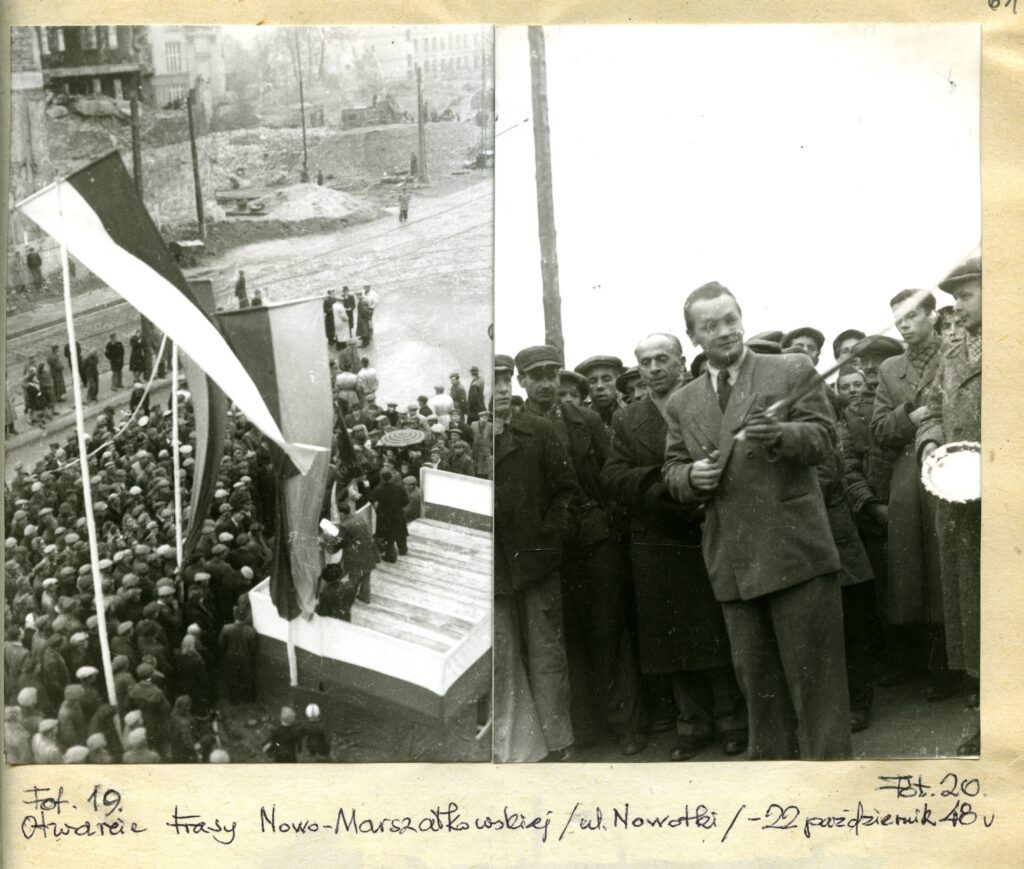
[15,151,323,475]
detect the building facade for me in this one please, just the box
[148,26,226,116]
[37,25,146,100]
[8,27,50,255]
[409,26,490,80]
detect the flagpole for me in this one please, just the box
[171,343,185,602]
[56,180,119,711]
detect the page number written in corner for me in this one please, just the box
[988,0,1018,13]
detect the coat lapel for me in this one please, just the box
[494,419,523,465]
[685,374,722,458]
[630,397,665,450]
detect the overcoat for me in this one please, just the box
[494,412,578,595]
[601,393,732,672]
[871,347,945,624]
[916,337,981,677]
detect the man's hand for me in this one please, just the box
[909,405,928,426]
[689,450,722,492]
[743,412,783,444]
[920,442,938,465]
[865,502,889,528]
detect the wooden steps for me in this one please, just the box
[351,518,492,653]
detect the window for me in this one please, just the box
[165,41,182,73]
[113,77,123,99]
[107,26,118,49]
[92,78,102,93]
[456,56,463,69]
[55,27,65,51]
[82,26,98,50]
[431,36,437,52]
[167,84,185,104]
[413,38,418,52]
[39,27,50,55]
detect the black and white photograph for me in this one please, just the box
[4,24,494,764]
[494,25,981,762]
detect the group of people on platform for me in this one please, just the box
[313,306,491,622]
[494,258,982,762]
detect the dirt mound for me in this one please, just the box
[263,184,370,221]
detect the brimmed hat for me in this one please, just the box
[938,256,981,294]
[781,327,825,352]
[514,345,561,374]
[573,355,625,377]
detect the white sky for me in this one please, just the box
[494,25,980,373]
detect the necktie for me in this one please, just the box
[717,368,732,412]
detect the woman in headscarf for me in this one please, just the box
[169,695,199,763]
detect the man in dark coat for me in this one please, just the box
[26,245,43,289]
[872,290,952,697]
[315,564,353,621]
[129,332,146,380]
[449,372,468,421]
[356,291,374,347]
[327,503,378,606]
[126,662,171,756]
[369,470,410,561]
[917,257,982,756]
[518,345,645,756]
[104,333,125,390]
[341,286,356,332]
[602,333,747,760]
[219,610,258,703]
[467,366,486,422]
[494,354,578,762]
[82,350,100,403]
[663,282,850,760]
[46,345,66,402]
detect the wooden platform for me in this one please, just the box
[250,469,492,715]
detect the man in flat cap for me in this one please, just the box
[574,355,626,431]
[467,365,487,423]
[872,289,954,699]
[781,327,826,366]
[493,353,578,761]
[833,329,866,369]
[449,372,468,422]
[917,256,982,756]
[663,281,850,759]
[516,345,645,755]
[615,366,645,406]
[602,332,747,761]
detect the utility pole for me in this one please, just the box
[130,65,154,377]
[528,26,563,359]
[294,31,309,182]
[416,65,428,183]
[479,29,487,154]
[186,88,206,239]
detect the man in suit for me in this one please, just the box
[493,354,577,762]
[104,333,125,390]
[917,257,982,756]
[602,333,747,760]
[369,469,410,561]
[872,290,952,698]
[518,344,646,756]
[663,281,850,760]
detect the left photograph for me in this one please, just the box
[4,25,494,764]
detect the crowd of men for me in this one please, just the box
[4,280,492,764]
[494,258,982,762]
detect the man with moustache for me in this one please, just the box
[602,333,747,760]
[663,281,850,760]
[574,355,625,431]
[517,345,645,756]
[493,354,577,762]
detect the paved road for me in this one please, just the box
[6,179,493,398]
[5,179,494,474]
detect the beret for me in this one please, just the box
[157,585,175,597]
[42,577,59,588]
[18,687,38,706]
[76,665,99,679]
[97,558,113,571]
[70,632,90,644]
[574,355,625,377]
[211,544,228,555]
[218,532,235,542]
[124,710,144,727]
[194,572,211,582]
[86,733,107,751]
[514,345,561,374]
[117,620,134,635]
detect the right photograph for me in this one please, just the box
[493,25,981,763]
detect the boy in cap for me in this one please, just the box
[263,706,301,763]
[917,257,982,756]
[573,355,625,430]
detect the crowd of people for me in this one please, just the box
[494,258,982,763]
[4,276,492,764]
